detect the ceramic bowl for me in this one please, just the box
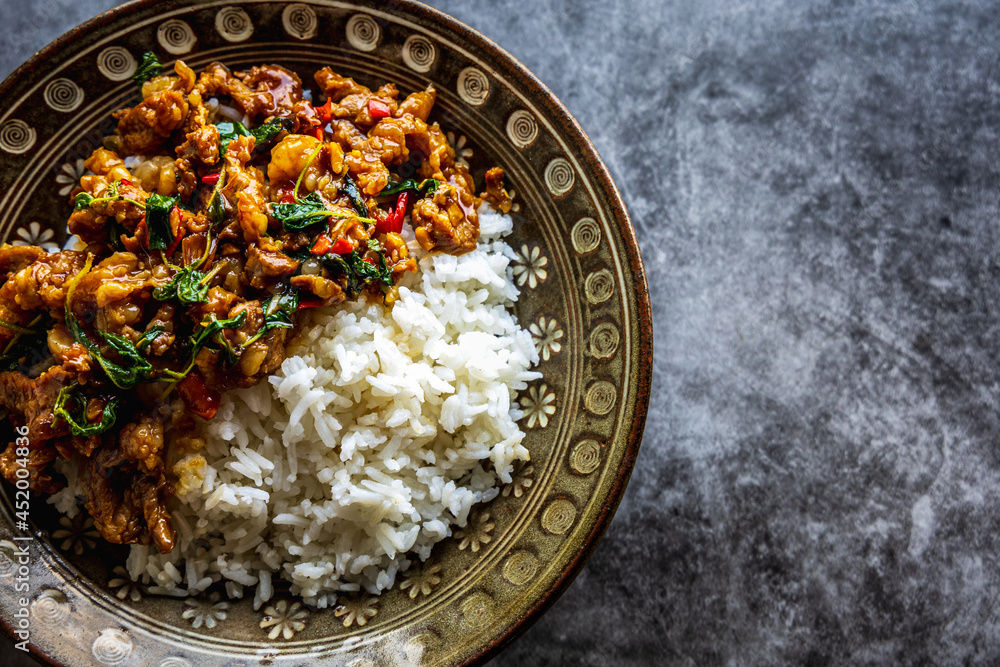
[0,1,651,665]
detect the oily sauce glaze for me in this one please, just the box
[0,56,512,554]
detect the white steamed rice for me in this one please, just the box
[56,205,541,608]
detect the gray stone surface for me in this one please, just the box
[6,0,1000,665]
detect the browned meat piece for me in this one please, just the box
[175,90,221,167]
[0,364,76,443]
[481,167,512,213]
[405,123,482,254]
[140,474,176,553]
[196,62,311,128]
[243,245,300,290]
[0,248,86,351]
[68,177,150,246]
[46,323,91,371]
[237,64,304,117]
[1,250,86,314]
[52,434,101,459]
[119,415,164,475]
[290,274,345,305]
[85,445,175,554]
[113,90,190,155]
[0,245,45,280]
[237,328,287,379]
[314,68,370,102]
[344,149,391,196]
[144,303,176,356]
[227,299,265,347]
[0,443,61,494]
[397,86,436,122]
[220,135,269,243]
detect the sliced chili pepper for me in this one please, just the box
[201,172,220,186]
[310,235,331,255]
[391,192,409,233]
[368,98,391,119]
[315,127,324,141]
[120,178,133,188]
[363,256,376,266]
[331,236,353,255]
[177,372,220,420]
[275,181,297,204]
[297,299,325,309]
[376,191,409,235]
[165,205,186,256]
[314,99,333,122]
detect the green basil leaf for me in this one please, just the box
[243,291,299,348]
[378,178,440,197]
[133,52,163,91]
[190,310,247,358]
[208,191,227,226]
[74,192,95,210]
[145,193,176,251]
[54,385,120,437]
[320,249,393,299]
[250,117,293,146]
[271,192,335,232]
[216,121,251,156]
[217,117,291,157]
[153,266,210,304]
[340,174,369,218]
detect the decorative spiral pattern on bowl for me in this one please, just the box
[95,46,136,81]
[544,158,575,196]
[281,3,317,40]
[215,7,254,43]
[584,381,617,416]
[506,110,538,149]
[459,592,493,628]
[502,551,539,586]
[457,67,490,106]
[589,322,620,359]
[571,217,601,254]
[0,120,36,155]
[569,439,602,474]
[541,499,577,535]
[0,542,18,576]
[584,268,614,304]
[402,34,436,72]
[346,14,381,52]
[156,19,197,55]
[91,628,133,665]
[43,78,84,113]
[159,657,193,667]
[31,589,71,625]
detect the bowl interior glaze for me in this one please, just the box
[0,1,652,665]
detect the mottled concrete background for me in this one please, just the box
[6,0,1000,664]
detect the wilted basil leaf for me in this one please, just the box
[145,193,176,251]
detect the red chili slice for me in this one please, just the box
[164,205,185,256]
[310,235,331,255]
[331,236,353,254]
[177,372,220,420]
[201,172,220,186]
[368,98,391,119]
[297,299,325,309]
[314,99,333,122]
